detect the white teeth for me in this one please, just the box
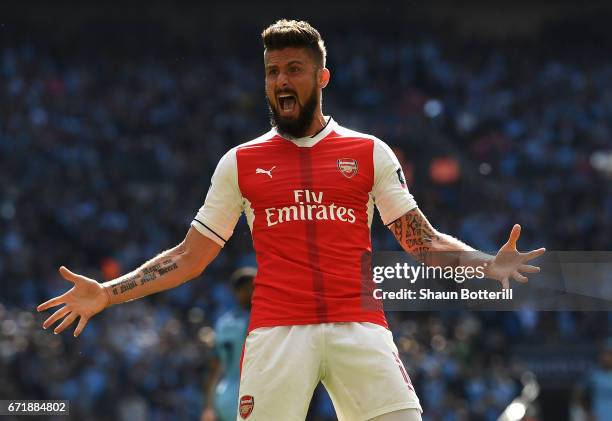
[281,96,296,111]
[278,94,296,112]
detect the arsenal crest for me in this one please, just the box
[239,395,254,419]
[337,158,358,178]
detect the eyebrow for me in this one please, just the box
[265,60,304,69]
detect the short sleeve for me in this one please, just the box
[372,138,418,225]
[191,148,244,246]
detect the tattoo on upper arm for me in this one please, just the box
[111,258,180,296]
[390,209,439,263]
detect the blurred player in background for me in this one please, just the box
[571,338,612,421]
[37,19,544,420]
[201,267,255,421]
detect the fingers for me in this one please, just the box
[501,277,509,290]
[519,264,540,274]
[522,248,546,261]
[37,292,69,312]
[59,266,88,285]
[512,271,528,283]
[506,224,521,248]
[73,315,90,338]
[38,266,90,313]
[53,312,78,334]
[42,306,71,330]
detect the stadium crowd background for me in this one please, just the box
[1,2,612,420]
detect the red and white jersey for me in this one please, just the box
[192,117,417,332]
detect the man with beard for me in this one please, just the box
[37,20,545,421]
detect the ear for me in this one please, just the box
[319,67,330,89]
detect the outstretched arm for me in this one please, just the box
[37,227,221,336]
[103,227,220,305]
[389,207,545,288]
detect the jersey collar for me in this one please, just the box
[274,116,336,148]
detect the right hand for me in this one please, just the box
[200,407,217,421]
[36,266,110,337]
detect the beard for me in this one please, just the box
[267,84,318,138]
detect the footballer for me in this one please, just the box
[38,20,545,421]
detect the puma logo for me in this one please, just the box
[256,166,276,178]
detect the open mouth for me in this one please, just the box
[278,94,297,113]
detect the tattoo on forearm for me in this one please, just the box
[111,258,180,295]
[112,274,139,295]
[390,210,439,263]
[392,218,403,242]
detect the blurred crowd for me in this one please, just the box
[1,17,611,421]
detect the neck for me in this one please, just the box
[302,111,327,138]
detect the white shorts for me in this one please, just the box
[236,322,422,421]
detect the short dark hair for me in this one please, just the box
[262,19,327,67]
[230,266,256,289]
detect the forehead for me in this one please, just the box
[264,47,314,67]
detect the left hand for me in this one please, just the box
[486,224,546,289]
